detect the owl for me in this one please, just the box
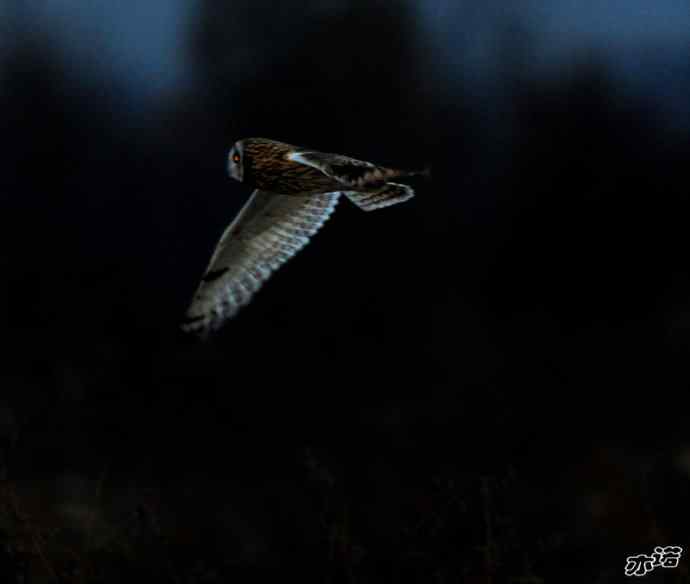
[182,138,428,336]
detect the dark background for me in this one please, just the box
[1,1,690,582]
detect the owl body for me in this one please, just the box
[182,137,427,335]
[251,158,342,195]
[236,138,336,195]
[234,137,420,195]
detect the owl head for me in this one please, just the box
[227,138,295,188]
[227,140,246,183]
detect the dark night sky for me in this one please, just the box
[2,2,690,582]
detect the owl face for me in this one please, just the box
[227,141,245,183]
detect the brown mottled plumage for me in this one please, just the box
[239,138,427,194]
[241,138,337,194]
[182,138,427,335]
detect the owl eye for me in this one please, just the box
[232,153,241,163]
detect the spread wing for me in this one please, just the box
[182,189,341,335]
[288,151,387,189]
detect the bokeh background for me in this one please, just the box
[2,1,690,582]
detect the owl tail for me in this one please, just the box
[345,183,414,212]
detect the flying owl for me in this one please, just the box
[181,138,427,335]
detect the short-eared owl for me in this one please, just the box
[182,138,427,336]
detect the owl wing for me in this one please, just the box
[182,189,341,335]
[288,151,385,188]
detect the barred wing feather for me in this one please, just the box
[182,189,341,335]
